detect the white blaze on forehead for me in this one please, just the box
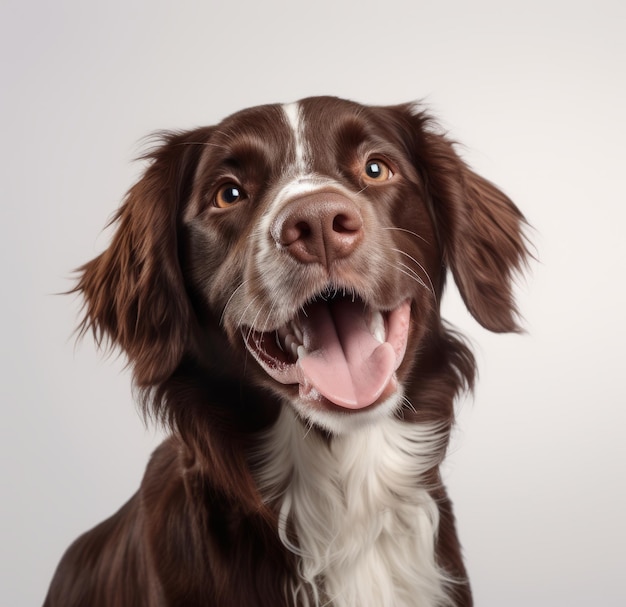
[257,103,344,250]
[282,102,308,173]
[276,174,339,201]
[271,103,338,213]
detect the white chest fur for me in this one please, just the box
[255,409,455,607]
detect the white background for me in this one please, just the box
[2,1,625,605]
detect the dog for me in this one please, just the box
[44,96,529,607]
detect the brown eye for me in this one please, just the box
[215,183,245,208]
[363,159,393,182]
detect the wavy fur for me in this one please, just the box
[45,97,530,607]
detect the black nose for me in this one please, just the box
[271,192,364,267]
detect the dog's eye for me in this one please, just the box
[363,159,393,182]
[215,184,245,208]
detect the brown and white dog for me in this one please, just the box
[44,96,529,607]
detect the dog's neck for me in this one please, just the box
[253,407,455,607]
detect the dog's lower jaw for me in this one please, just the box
[288,384,407,435]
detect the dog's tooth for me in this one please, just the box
[297,345,307,360]
[370,310,386,343]
[275,331,285,352]
[292,323,303,344]
[284,335,299,359]
[276,325,291,352]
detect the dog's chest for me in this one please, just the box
[256,410,452,607]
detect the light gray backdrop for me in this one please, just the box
[2,1,624,605]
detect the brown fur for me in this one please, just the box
[45,97,529,606]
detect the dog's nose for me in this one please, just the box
[271,192,364,267]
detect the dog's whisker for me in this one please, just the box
[260,299,280,335]
[301,419,316,440]
[386,260,431,295]
[391,249,437,300]
[383,226,430,245]
[401,395,418,415]
[396,261,429,290]
[236,296,260,332]
[413,263,436,301]
[236,295,261,333]
[246,305,267,342]
[221,280,250,327]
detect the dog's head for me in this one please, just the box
[76,97,529,434]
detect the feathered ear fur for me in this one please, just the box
[443,163,530,332]
[405,108,530,332]
[74,128,212,386]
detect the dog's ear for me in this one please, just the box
[404,109,530,332]
[74,128,212,386]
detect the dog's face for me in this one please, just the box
[77,97,528,434]
[182,98,441,431]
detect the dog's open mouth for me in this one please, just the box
[243,295,411,410]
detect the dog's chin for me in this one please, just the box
[242,294,412,433]
[289,388,406,435]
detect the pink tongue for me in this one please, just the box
[298,300,396,409]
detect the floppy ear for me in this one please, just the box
[409,113,530,332]
[74,128,212,386]
[444,163,530,332]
